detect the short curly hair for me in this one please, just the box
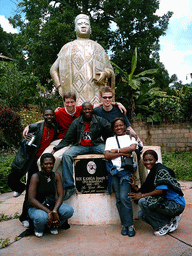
[143,150,158,161]
[111,117,126,131]
[40,153,55,166]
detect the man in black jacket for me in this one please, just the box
[52,102,113,200]
[8,107,56,227]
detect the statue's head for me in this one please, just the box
[75,14,91,38]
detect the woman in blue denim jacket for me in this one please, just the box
[104,117,137,237]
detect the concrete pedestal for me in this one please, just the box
[67,193,140,225]
[66,146,162,225]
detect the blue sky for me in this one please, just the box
[0,0,192,84]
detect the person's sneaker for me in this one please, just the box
[13,191,21,197]
[172,213,182,224]
[154,224,171,236]
[121,226,128,236]
[169,213,182,233]
[35,231,43,237]
[50,228,58,235]
[60,220,70,230]
[127,225,136,237]
[63,187,76,200]
[169,221,178,233]
[21,220,30,228]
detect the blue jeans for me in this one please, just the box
[62,144,105,189]
[28,203,74,232]
[112,175,133,227]
[138,197,185,231]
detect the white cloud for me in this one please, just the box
[157,0,192,83]
[157,0,192,19]
[159,44,192,82]
[156,0,192,30]
[0,15,18,33]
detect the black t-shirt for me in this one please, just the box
[28,171,56,209]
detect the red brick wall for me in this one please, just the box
[132,121,192,152]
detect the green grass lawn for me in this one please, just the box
[162,151,192,181]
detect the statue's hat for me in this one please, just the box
[75,14,90,23]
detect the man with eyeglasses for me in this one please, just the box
[93,86,143,149]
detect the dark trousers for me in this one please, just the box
[8,161,39,221]
[20,161,39,221]
[8,168,26,193]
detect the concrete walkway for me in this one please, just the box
[0,181,192,256]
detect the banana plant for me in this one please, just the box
[112,47,165,121]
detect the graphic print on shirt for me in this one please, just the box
[82,131,91,141]
[81,123,93,146]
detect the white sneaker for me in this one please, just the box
[169,221,178,233]
[35,231,43,237]
[50,228,58,235]
[169,213,182,233]
[174,213,182,223]
[154,224,171,236]
[22,220,30,228]
[13,191,21,197]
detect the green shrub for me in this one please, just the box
[149,97,181,121]
[0,108,22,148]
[0,149,27,194]
[18,105,43,128]
[180,92,192,121]
[0,61,38,110]
[35,88,63,113]
[0,150,17,193]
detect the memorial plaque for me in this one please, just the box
[75,158,108,194]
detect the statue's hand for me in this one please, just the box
[57,86,63,97]
[95,71,107,84]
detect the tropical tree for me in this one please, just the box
[8,0,173,90]
[112,48,166,121]
[0,61,38,109]
[108,0,173,73]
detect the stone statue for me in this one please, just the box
[50,14,115,105]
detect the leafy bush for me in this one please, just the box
[149,97,181,122]
[19,105,43,128]
[0,150,16,193]
[0,61,38,110]
[162,151,192,181]
[35,87,63,113]
[180,92,192,121]
[0,108,22,148]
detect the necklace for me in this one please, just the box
[47,176,51,182]
[43,172,52,182]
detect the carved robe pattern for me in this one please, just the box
[57,39,115,105]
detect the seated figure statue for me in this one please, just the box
[50,14,115,105]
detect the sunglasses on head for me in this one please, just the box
[102,96,113,99]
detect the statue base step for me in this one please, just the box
[64,146,162,225]
[67,193,140,225]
